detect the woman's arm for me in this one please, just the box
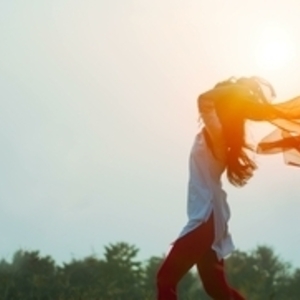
[207,85,280,121]
[197,95,227,161]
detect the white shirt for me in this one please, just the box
[177,97,234,260]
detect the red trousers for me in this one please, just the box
[156,213,245,300]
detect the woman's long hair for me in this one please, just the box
[213,76,276,187]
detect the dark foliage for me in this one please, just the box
[0,243,299,299]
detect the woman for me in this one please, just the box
[156,76,300,300]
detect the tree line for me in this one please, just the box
[0,242,299,299]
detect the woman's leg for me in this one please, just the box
[196,249,246,300]
[156,214,214,300]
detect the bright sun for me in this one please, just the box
[254,26,295,71]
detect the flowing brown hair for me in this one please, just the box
[212,76,278,187]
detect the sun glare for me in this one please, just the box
[254,26,295,71]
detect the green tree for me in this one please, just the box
[282,268,300,300]
[142,256,163,299]
[0,243,298,299]
[226,245,292,300]
[0,250,58,300]
[100,242,145,300]
[58,255,105,299]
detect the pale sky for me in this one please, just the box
[1,0,300,267]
